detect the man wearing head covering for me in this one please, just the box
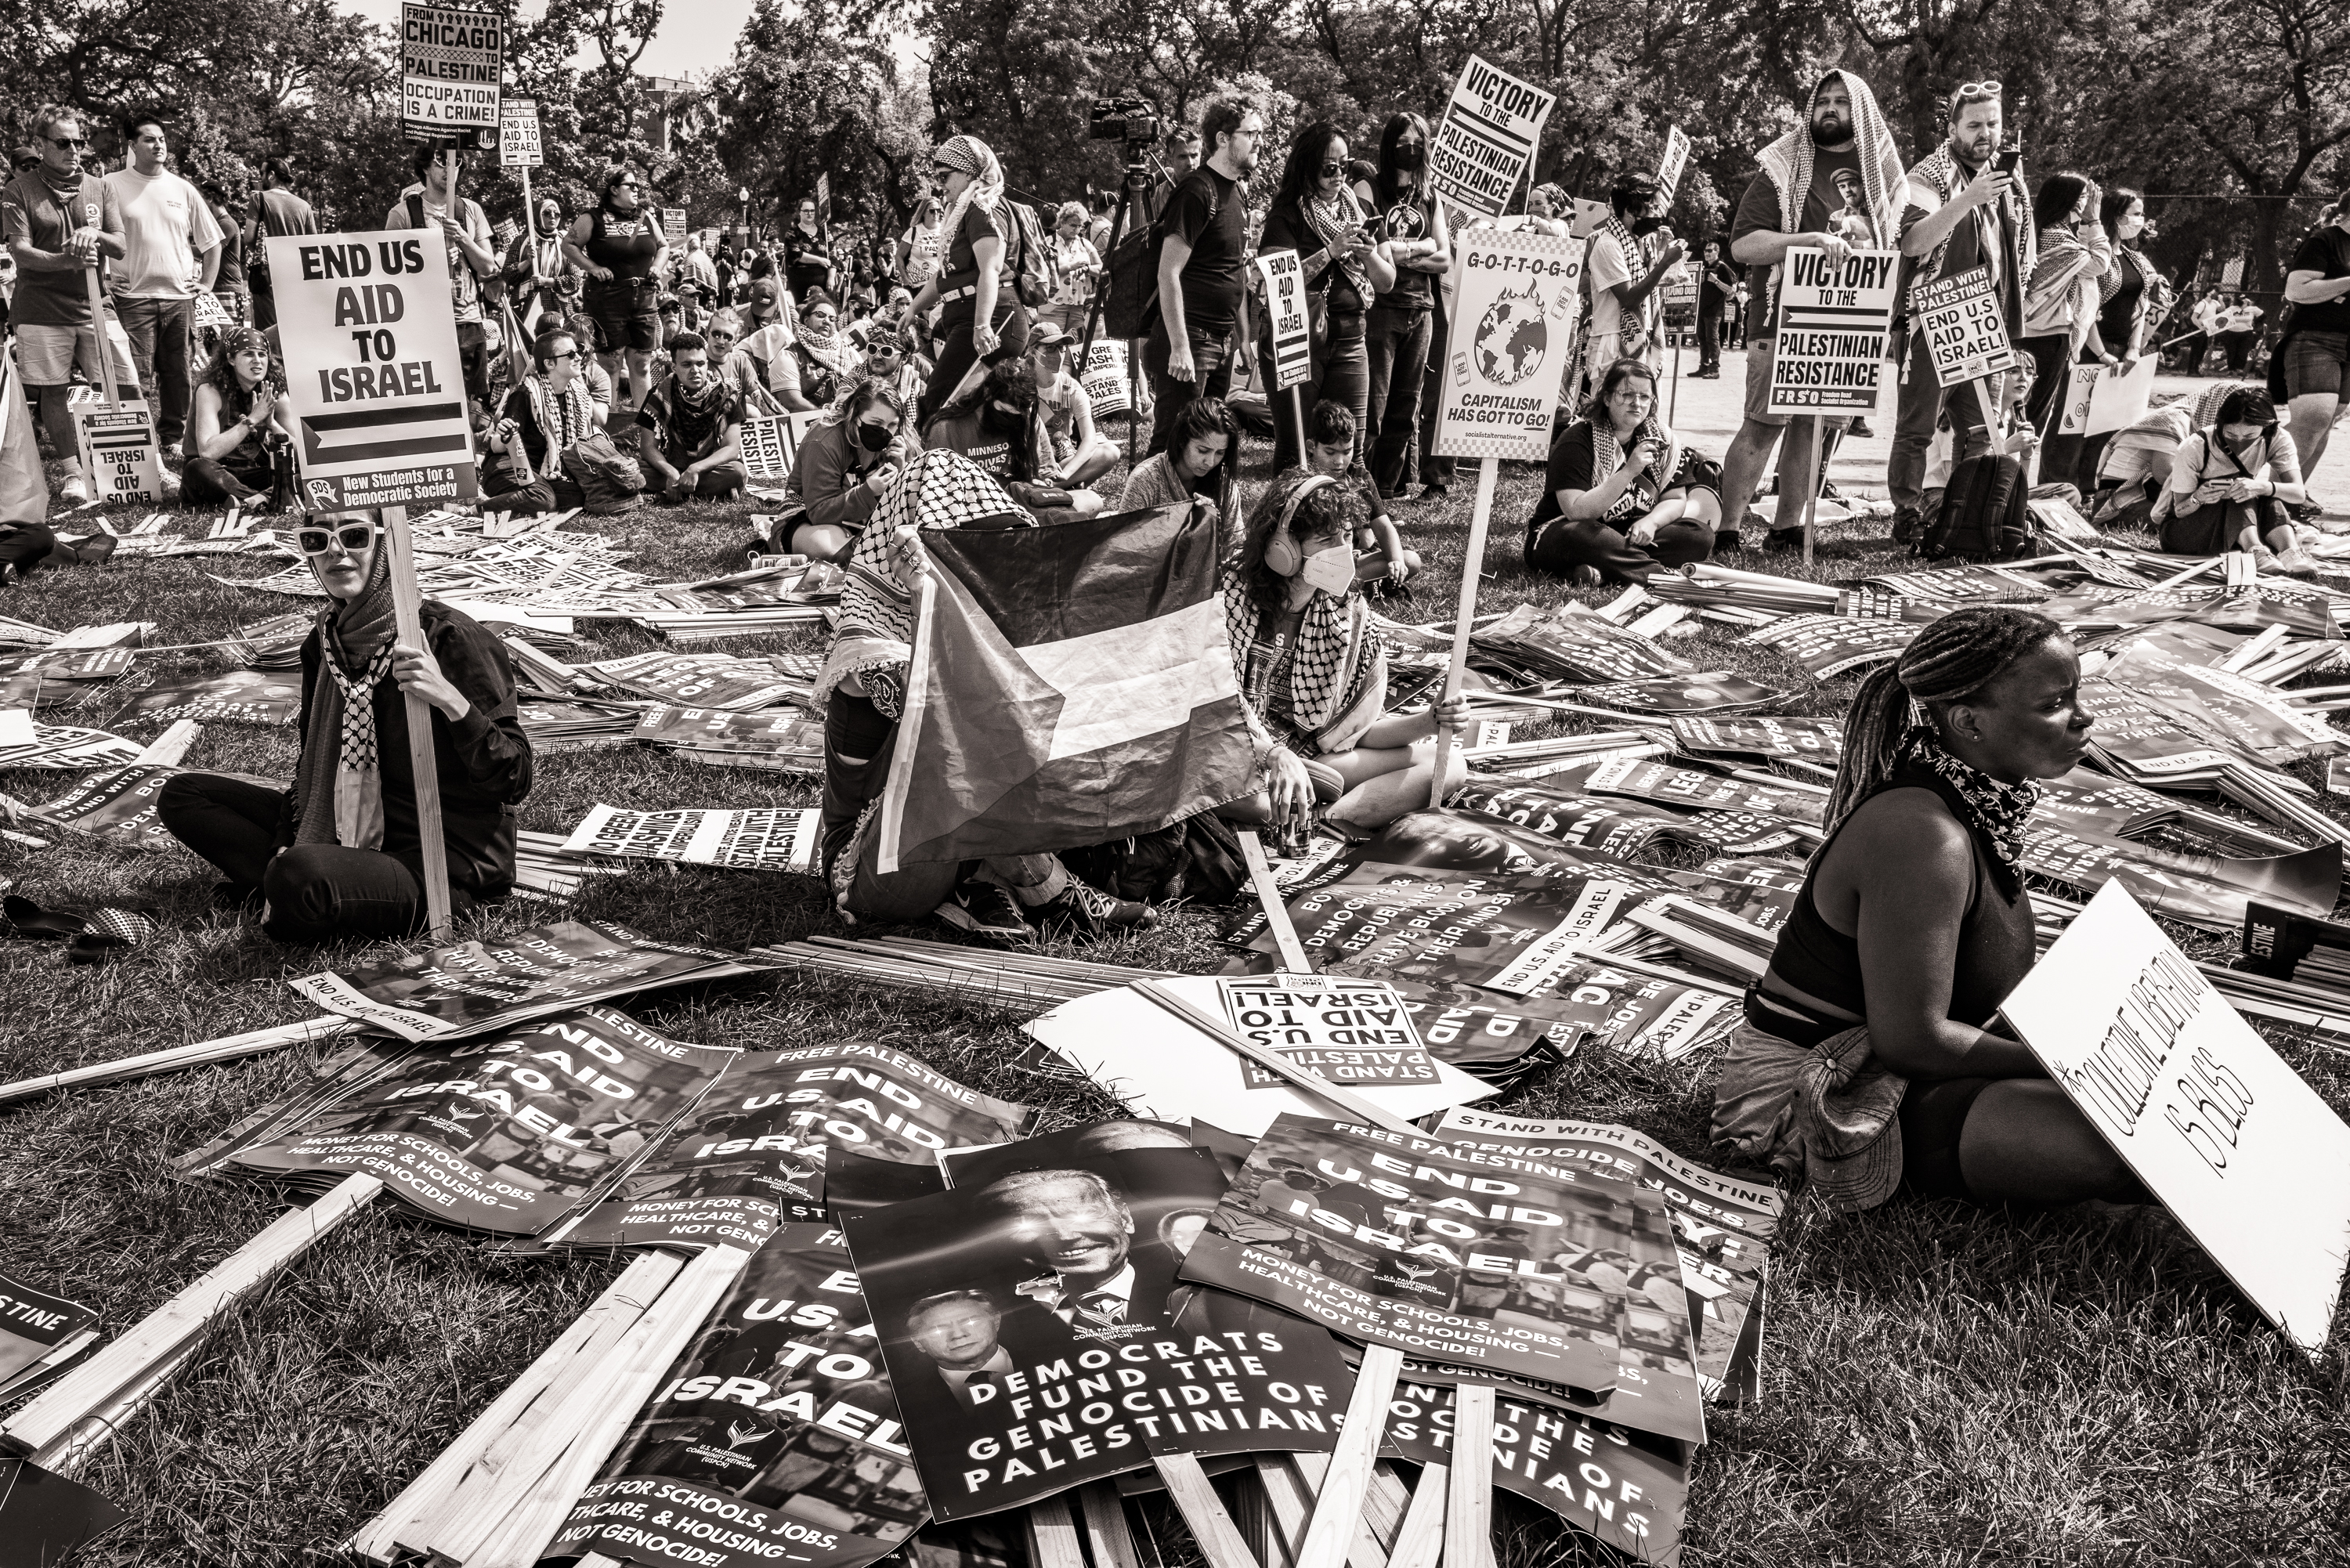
[1889,81,2036,539]
[1716,70,1907,553]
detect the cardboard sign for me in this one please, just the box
[400,3,504,141]
[563,804,822,875]
[1431,227,1585,461]
[2059,353,2158,436]
[1253,247,1312,392]
[739,415,795,480]
[1764,246,1900,414]
[1217,975,1441,1086]
[74,399,165,504]
[1430,54,1558,220]
[0,1270,97,1398]
[1656,125,1690,196]
[1912,264,2012,386]
[664,208,689,243]
[192,291,233,329]
[499,96,541,167]
[2001,882,2350,1352]
[266,229,479,508]
[1080,340,1129,417]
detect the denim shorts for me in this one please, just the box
[2283,330,2350,400]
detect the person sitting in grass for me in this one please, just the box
[183,325,294,508]
[923,360,1105,522]
[1524,357,1715,585]
[1301,398,1418,589]
[1715,606,2150,1209]
[1026,323,1120,489]
[783,378,920,562]
[1218,469,1471,838]
[480,326,602,515]
[634,331,747,503]
[159,510,532,944]
[2158,385,2316,576]
[1119,396,1237,528]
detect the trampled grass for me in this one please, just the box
[2,421,2347,1568]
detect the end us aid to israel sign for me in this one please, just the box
[266,230,479,510]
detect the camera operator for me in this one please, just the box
[1145,98,1261,457]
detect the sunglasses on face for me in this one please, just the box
[298,522,376,556]
[47,135,86,150]
[543,350,577,364]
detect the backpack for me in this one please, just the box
[1920,452,2031,561]
[1002,198,1052,309]
[1103,175,1221,341]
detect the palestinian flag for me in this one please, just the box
[876,498,1256,870]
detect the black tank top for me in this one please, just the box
[586,205,663,284]
[1751,765,2036,1046]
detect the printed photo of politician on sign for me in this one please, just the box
[841,1125,1354,1519]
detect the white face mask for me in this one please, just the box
[1299,544,1355,595]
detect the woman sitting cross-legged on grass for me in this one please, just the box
[1714,606,2149,1209]
[1217,470,1470,839]
[159,511,533,945]
[182,325,295,508]
[1524,357,1718,586]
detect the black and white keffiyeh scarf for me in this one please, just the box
[292,544,400,851]
[1585,415,1680,525]
[1303,186,1371,299]
[1902,721,2038,895]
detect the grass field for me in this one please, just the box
[3,415,2347,1568]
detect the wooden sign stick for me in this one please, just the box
[1024,1494,1089,1568]
[1797,414,1824,567]
[1429,457,1499,808]
[80,268,121,409]
[1291,1344,1405,1568]
[1266,1454,1391,1568]
[1077,1480,1148,1568]
[1237,829,1314,974]
[1133,980,1425,1138]
[382,506,454,940]
[1385,1464,1448,1568]
[1154,1453,1266,1568]
[1442,1385,1495,1568]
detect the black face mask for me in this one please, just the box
[1393,140,1426,173]
[855,421,894,452]
[982,402,1027,437]
[1628,215,1665,237]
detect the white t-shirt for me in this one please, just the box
[104,168,222,300]
[1586,231,1632,343]
[2194,298,2222,331]
[1050,235,1100,305]
[2223,303,2263,332]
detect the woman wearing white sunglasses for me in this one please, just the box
[158,511,533,941]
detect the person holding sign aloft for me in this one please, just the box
[159,511,533,944]
[1715,606,2151,1211]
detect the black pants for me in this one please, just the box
[1697,306,1723,372]
[159,772,470,945]
[1,522,58,580]
[924,303,1029,424]
[483,463,588,515]
[1144,319,1234,457]
[1524,515,1713,583]
[182,453,274,506]
[2220,331,2256,374]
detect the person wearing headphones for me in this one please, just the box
[1218,468,1470,838]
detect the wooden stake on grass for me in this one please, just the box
[383,506,454,939]
[1792,414,1824,567]
[1153,1454,1265,1568]
[133,718,201,766]
[1238,829,1314,974]
[1385,1465,1448,1568]
[1429,457,1499,808]
[0,1015,347,1105]
[0,1172,381,1464]
[1291,1344,1405,1568]
[1443,1386,1495,1568]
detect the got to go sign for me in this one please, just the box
[265,229,479,510]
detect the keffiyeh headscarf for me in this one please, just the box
[292,526,400,851]
[1224,471,1388,754]
[1755,70,1906,255]
[1900,716,2038,896]
[1303,182,1372,298]
[516,372,596,479]
[934,135,1007,257]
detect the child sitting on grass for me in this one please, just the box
[1301,399,1419,589]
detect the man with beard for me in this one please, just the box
[1716,71,1906,551]
[633,331,746,502]
[1580,172,1687,396]
[1889,82,2034,540]
[1146,96,1261,455]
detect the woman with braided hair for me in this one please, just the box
[1713,607,2149,1210]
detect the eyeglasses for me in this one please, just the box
[298,522,376,556]
[1954,80,2002,99]
[46,135,86,150]
[543,350,577,364]
[613,180,639,190]
[1317,162,1345,177]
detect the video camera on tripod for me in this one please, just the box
[1090,92,1161,151]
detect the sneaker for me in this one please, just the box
[2272,545,2320,580]
[1763,529,1804,552]
[2287,500,2323,523]
[1711,532,1744,555]
[936,880,1032,943]
[1032,881,1157,939]
[1890,505,1923,545]
[1571,564,1603,587]
[1849,418,1874,439]
[1419,482,1450,500]
[57,472,89,505]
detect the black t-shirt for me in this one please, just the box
[635,381,742,467]
[2289,227,2350,336]
[938,204,1013,326]
[2097,255,2147,354]
[1525,420,1666,532]
[1362,182,1438,309]
[1729,144,1867,338]
[1260,197,1365,318]
[1697,261,1737,312]
[1162,166,1246,334]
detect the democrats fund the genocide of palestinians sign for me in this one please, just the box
[1432,228,1585,462]
[266,230,479,509]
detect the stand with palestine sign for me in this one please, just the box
[400,4,503,145]
[1764,245,1900,563]
[1913,262,2014,441]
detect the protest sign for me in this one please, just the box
[1218,976,1440,1088]
[1430,1108,1781,1403]
[0,647,132,706]
[631,706,825,771]
[0,1271,98,1401]
[1252,248,1311,392]
[1669,714,1843,762]
[74,401,165,505]
[400,3,504,142]
[0,1459,129,1564]
[1582,757,1827,826]
[1429,55,1557,220]
[291,919,776,1041]
[841,1129,1356,1519]
[665,208,689,244]
[2018,824,2338,932]
[739,417,794,481]
[1430,227,1585,461]
[549,1225,927,1568]
[536,1044,1032,1251]
[1471,603,1693,683]
[1763,247,1900,415]
[186,1007,732,1237]
[23,765,280,853]
[1079,341,1129,418]
[1655,125,1690,197]
[1177,1115,1708,1442]
[499,96,541,167]
[1381,1379,1686,1562]
[265,229,479,508]
[587,650,808,710]
[562,804,822,875]
[2002,882,2350,1352]
[2081,354,2159,434]
[118,669,302,726]
[1912,265,2012,386]
[1739,612,1918,677]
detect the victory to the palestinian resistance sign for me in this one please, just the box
[1430,54,1557,220]
[266,230,479,508]
[1765,246,1900,414]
